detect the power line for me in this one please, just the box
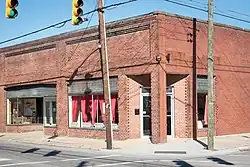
[187,0,250,19]
[164,0,250,24]
[0,0,138,46]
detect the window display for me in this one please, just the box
[69,94,118,128]
[7,98,41,125]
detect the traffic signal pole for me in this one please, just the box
[207,0,215,151]
[97,0,113,149]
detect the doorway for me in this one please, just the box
[140,87,175,138]
[43,97,56,126]
[140,88,151,137]
[167,86,175,137]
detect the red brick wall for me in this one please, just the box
[68,128,120,140]
[127,76,141,139]
[168,75,189,138]
[159,12,250,136]
[56,78,68,136]
[117,75,129,140]
[4,47,58,85]
[150,65,167,143]
[6,125,43,133]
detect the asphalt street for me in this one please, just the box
[0,141,249,166]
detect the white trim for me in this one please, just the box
[140,88,143,138]
[172,87,175,138]
[140,88,151,138]
[6,99,10,124]
[68,96,80,128]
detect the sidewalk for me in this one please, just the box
[0,131,249,157]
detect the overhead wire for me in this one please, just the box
[0,0,138,46]
[164,0,250,24]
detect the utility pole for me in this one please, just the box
[97,0,113,149]
[207,0,214,151]
[192,18,197,140]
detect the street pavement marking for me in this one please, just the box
[229,154,249,157]
[0,155,120,167]
[60,155,121,162]
[161,159,212,163]
[0,159,11,162]
[92,160,156,167]
[0,161,50,167]
[91,159,215,167]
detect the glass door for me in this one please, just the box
[44,97,56,126]
[167,95,172,135]
[166,88,175,137]
[142,95,151,136]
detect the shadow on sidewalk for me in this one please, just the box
[21,148,40,153]
[194,139,208,149]
[48,134,59,140]
[76,161,88,167]
[242,135,250,139]
[207,157,234,165]
[173,160,194,167]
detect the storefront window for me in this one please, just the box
[7,97,56,126]
[69,94,118,128]
[7,98,42,125]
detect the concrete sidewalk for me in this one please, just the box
[0,131,249,157]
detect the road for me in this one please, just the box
[0,141,249,166]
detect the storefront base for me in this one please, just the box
[6,124,43,133]
[44,127,122,140]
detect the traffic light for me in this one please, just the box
[5,0,19,19]
[72,0,84,25]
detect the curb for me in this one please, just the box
[1,138,249,158]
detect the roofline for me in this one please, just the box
[0,12,155,52]
[1,10,250,52]
[153,11,250,32]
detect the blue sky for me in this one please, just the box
[1,0,250,48]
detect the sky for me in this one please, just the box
[1,0,250,48]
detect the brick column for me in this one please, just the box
[56,78,68,136]
[118,75,129,140]
[0,87,5,132]
[151,65,167,144]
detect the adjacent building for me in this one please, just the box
[0,11,250,144]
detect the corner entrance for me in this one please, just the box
[140,87,175,138]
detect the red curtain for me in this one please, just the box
[99,96,105,124]
[92,95,98,124]
[72,96,79,122]
[81,96,88,122]
[111,95,117,123]
[204,95,208,125]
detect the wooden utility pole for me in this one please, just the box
[207,0,215,151]
[192,18,197,140]
[97,0,113,149]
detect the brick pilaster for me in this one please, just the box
[118,75,129,140]
[56,78,68,136]
[0,87,6,132]
[151,65,166,144]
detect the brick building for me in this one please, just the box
[0,11,250,144]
